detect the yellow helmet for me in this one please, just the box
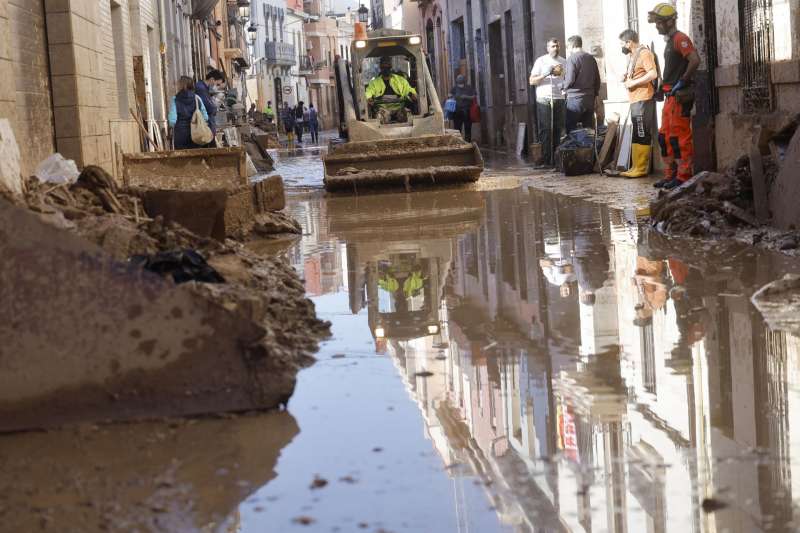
[649,2,677,19]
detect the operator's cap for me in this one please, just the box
[649,2,677,19]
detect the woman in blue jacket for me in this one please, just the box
[168,76,208,150]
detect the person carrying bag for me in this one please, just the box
[169,76,210,150]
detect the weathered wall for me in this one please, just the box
[713,0,800,168]
[8,1,55,177]
[44,0,139,173]
[0,1,17,130]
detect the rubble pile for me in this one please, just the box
[0,164,329,431]
[650,119,800,253]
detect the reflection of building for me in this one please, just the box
[337,186,800,532]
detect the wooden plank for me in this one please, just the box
[595,120,619,172]
[616,124,633,170]
[516,123,527,156]
[749,141,769,224]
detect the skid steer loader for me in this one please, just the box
[323,29,484,192]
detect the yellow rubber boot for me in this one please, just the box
[621,143,651,178]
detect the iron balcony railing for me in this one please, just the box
[298,55,314,73]
[265,41,296,66]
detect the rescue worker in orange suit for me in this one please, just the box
[649,3,701,190]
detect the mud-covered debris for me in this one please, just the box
[131,249,225,284]
[751,275,800,336]
[253,211,302,236]
[309,476,328,490]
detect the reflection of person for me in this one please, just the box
[539,258,577,298]
[366,56,418,124]
[530,38,567,167]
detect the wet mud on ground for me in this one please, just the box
[5,136,800,532]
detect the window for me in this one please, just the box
[626,0,639,33]
[739,0,774,112]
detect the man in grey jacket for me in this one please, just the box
[563,35,601,133]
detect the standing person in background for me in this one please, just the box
[562,35,601,133]
[195,69,225,147]
[281,101,296,146]
[294,101,305,144]
[619,29,659,178]
[529,38,567,167]
[308,103,320,144]
[451,75,476,142]
[264,100,275,123]
[168,76,208,150]
[649,3,701,190]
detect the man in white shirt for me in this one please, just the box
[529,38,567,167]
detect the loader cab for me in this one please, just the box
[350,30,439,129]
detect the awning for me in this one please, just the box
[192,0,218,20]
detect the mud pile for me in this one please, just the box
[650,120,800,254]
[0,167,329,431]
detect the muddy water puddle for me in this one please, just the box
[260,183,800,533]
[5,151,800,532]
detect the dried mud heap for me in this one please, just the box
[649,117,800,254]
[0,166,329,432]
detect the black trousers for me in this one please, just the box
[630,99,656,145]
[536,99,566,165]
[453,109,472,142]
[565,95,595,133]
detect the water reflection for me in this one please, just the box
[289,185,800,532]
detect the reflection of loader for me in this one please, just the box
[324,29,483,192]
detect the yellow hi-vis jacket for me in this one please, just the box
[365,74,416,109]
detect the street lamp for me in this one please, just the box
[357,4,369,23]
[248,24,257,44]
[238,5,250,20]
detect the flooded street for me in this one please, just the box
[245,144,800,532]
[4,142,800,533]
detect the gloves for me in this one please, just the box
[668,79,686,96]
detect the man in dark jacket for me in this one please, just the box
[452,74,476,142]
[195,69,225,145]
[563,35,601,133]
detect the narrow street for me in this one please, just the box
[4,133,800,533]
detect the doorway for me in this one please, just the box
[488,20,505,144]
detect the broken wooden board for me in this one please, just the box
[595,120,619,172]
[616,124,633,171]
[749,139,770,224]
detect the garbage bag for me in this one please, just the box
[35,153,80,185]
[130,249,225,284]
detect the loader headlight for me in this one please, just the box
[409,36,422,45]
[355,40,367,49]
[375,327,386,338]
[427,325,439,335]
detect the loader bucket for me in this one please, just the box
[323,135,484,192]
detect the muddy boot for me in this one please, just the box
[653,177,672,188]
[662,178,683,190]
[621,144,650,178]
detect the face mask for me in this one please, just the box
[381,67,391,76]
[622,47,631,55]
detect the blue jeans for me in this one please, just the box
[566,95,595,133]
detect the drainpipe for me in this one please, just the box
[158,0,170,125]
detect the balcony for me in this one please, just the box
[298,55,314,74]
[265,41,296,66]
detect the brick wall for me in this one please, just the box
[44,0,139,174]
[8,1,55,177]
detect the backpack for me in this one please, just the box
[444,97,457,116]
[190,96,213,145]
